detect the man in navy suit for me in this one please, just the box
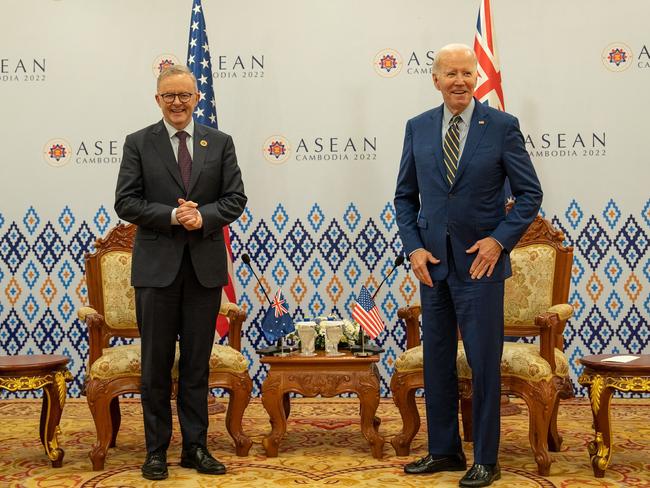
[115,65,246,480]
[394,44,542,487]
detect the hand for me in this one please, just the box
[176,198,203,230]
[466,237,502,279]
[410,249,440,287]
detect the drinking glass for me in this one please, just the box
[296,321,317,356]
[323,321,344,356]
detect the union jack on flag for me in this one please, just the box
[271,289,289,318]
[473,0,505,111]
[261,290,295,343]
[186,0,237,337]
[352,286,385,340]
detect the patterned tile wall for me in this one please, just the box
[1,199,649,398]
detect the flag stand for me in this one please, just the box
[353,331,381,357]
[275,336,291,357]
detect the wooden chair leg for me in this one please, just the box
[460,396,473,442]
[225,375,253,457]
[87,391,113,471]
[523,393,553,476]
[109,397,121,448]
[390,373,420,456]
[547,397,562,452]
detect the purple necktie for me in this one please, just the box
[176,130,192,191]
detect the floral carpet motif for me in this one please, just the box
[0,398,649,487]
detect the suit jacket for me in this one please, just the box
[394,99,542,283]
[115,120,247,288]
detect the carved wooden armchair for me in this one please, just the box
[77,223,252,470]
[390,215,574,476]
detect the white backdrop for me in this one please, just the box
[2,0,649,397]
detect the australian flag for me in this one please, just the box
[261,290,295,343]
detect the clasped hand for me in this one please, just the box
[176,198,203,230]
[410,236,502,286]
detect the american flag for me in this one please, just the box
[352,286,385,340]
[473,0,505,111]
[187,0,237,337]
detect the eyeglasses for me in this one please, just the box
[159,92,193,104]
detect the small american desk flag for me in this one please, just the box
[352,286,385,340]
[186,0,237,337]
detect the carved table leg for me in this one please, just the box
[358,371,384,459]
[587,377,615,478]
[261,373,287,457]
[390,373,420,455]
[225,374,253,456]
[41,378,66,467]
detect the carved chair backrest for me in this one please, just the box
[84,223,139,340]
[504,216,573,330]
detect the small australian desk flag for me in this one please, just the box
[261,290,295,343]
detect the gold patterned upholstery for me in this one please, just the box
[504,244,555,326]
[390,215,575,476]
[394,343,569,382]
[100,252,137,330]
[89,343,249,381]
[80,224,253,470]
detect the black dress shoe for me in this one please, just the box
[404,452,467,474]
[180,445,226,475]
[459,463,501,487]
[141,451,168,480]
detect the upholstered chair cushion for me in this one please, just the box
[100,252,137,329]
[458,343,569,381]
[504,244,556,326]
[395,345,424,373]
[89,343,249,380]
[394,343,569,382]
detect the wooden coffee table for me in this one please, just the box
[0,354,72,467]
[578,354,650,477]
[260,351,384,458]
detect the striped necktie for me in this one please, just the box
[176,130,192,192]
[443,115,462,185]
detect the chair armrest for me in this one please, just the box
[547,303,573,321]
[77,306,98,322]
[78,307,110,368]
[534,311,566,372]
[397,304,421,349]
[221,302,246,351]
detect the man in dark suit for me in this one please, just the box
[115,65,246,480]
[394,44,542,487]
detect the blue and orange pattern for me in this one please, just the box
[1,199,649,398]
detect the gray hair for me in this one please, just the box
[157,65,198,91]
[432,43,477,74]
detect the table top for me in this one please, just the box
[0,354,69,373]
[580,354,650,373]
[260,350,379,365]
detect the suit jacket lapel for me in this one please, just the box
[430,106,447,185]
[151,120,185,193]
[452,100,489,188]
[188,123,208,195]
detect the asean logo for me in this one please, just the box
[374,49,402,78]
[263,135,290,165]
[602,43,633,72]
[43,138,72,167]
[151,53,181,77]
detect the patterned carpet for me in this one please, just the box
[0,397,649,487]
